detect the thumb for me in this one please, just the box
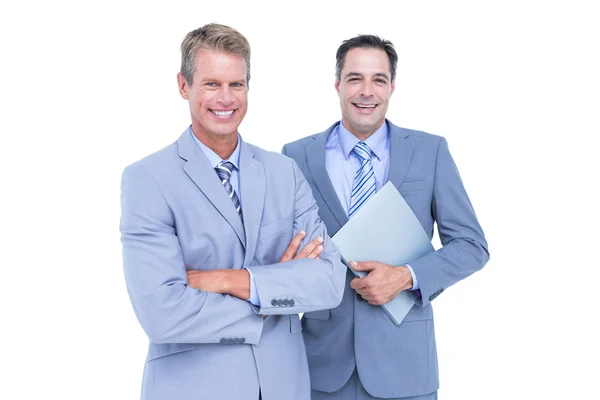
[350,261,375,272]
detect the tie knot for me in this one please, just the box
[352,141,372,161]
[215,161,234,180]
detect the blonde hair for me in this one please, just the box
[180,23,251,86]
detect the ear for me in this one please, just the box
[335,79,340,94]
[177,73,189,100]
[390,80,395,96]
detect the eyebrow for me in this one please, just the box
[344,72,390,80]
[373,73,390,80]
[344,72,363,79]
[200,78,246,84]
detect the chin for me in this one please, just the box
[212,130,238,138]
[211,123,240,136]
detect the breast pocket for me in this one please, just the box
[253,213,294,264]
[259,213,294,240]
[399,180,426,192]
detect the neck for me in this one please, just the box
[192,127,238,160]
[342,119,385,141]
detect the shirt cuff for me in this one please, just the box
[245,268,261,306]
[405,264,419,291]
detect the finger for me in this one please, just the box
[295,240,318,259]
[306,243,324,259]
[350,277,366,290]
[360,260,377,268]
[360,293,375,302]
[279,231,306,262]
[296,236,323,259]
[360,292,377,303]
[355,285,375,297]
[370,295,389,305]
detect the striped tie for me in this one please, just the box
[348,141,376,218]
[215,161,243,222]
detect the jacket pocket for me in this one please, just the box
[302,309,331,321]
[147,343,197,362]
[259,213,294,240]
[399,180,426,192]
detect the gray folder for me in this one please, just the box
[331,182,434,325]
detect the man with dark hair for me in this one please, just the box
[120,23,346,400]
[283,34,489,400]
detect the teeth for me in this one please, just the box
[213,110,234,116]
[355,104,376,109]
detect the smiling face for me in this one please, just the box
[335,47,395,139]
[177,49,248,146]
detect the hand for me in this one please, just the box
[349,261,413,305]
[278,231,324,262]
[186,270,227,293]
[186,269,250,300]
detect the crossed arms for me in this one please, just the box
[120,161,345,345]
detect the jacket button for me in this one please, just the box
[289,299,295,306]
[271,299,277,306]
[240,338,246,343]
[220,338,226,344]
[276,299,284,306]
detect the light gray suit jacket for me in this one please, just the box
[120,128,346,400]
[282,120,489,398]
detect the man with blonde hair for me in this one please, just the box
[120,23,346,400]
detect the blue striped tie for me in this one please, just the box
[215,161,243,222]
[348,141,376,218]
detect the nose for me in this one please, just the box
[217,86,234,105]
[360,80,374,98]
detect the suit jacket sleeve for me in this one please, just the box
[246,159,346,315]
[409,137,490,307]
[120,164,264,344]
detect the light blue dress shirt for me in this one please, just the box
[325,122,419,290]
[191,129,261,305]
[192,129,241,203]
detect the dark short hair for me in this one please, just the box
[335,35,398,82]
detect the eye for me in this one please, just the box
[375,78,387,84]
[348,78,360,83]
[231,82,244,88]
[206,82,218,87]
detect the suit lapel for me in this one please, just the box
[177,130,246,248]
[307,123,348,229]
[239,141,265,266]
[386,121,414,189]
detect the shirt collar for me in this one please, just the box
[338,121,389,161]
[189,126,241,170]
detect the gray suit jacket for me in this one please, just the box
[282,120,489,398]
[120,128,346,400]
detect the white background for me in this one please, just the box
[1,1,599,399]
